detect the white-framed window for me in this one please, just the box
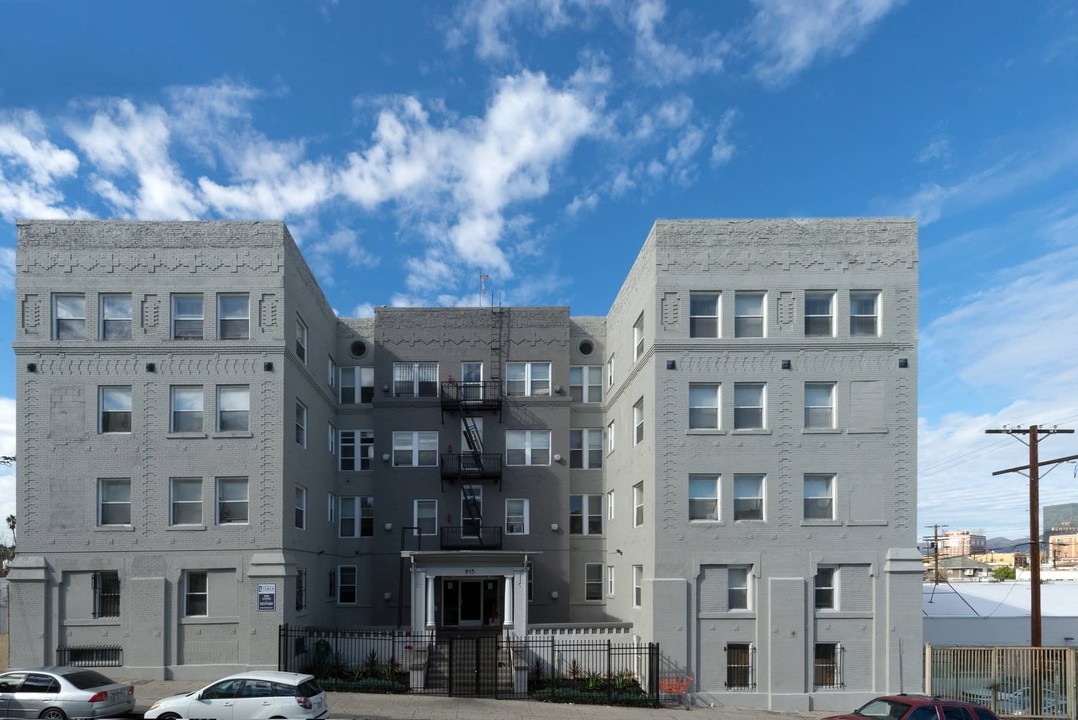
[689,383,720,429]
[733,474,764,521]
[360,496,374,537]
[633,397,644,445]
[850,291,880,336]
[805,291,834,337]
[569,366,602,403]
[460,361,484,400]
[606,354,615,388]
[217,293,249,340]
[98,478,131,526]
[100,293,131,340]
[170,385,203,433]
[570,494,603,535]
[327,493,336,524]
[54,292,87,340]
[506,429,550,466]
[295,486,307,529]
[340,496,375,538]
[327,357,338,390]
[804,474,835,520]
[170,477,202,526]
[414,499,437,536]
[605,420,615,454]
[216,477,248,524]
[633,313,644,361]
[340,367,375,404]
[216,385,249,432]
[804,383,835,429]
[184,570,208,616]
[607,565,615,597]
[92,570,120,619]
[689,474,719,522]
[340,429,374,471]
[632,564,643,608]
[328,423,337,454]
[815,567,837,609]
[585,563,603,602]
[295,315,308,364]
[99,386,132,433]
[505,361,551,397]
[295,568,307,612]
[733,383,765,430]
[607,490,615,520]
[338,566,357,604]
[726,643,756,690]
[171,293,203,340]
[690,292,719,338]
[295,400,307,447]
[814,642,842,689]
[505,498,529,535]
[393,430,438,467]
[569,428,603,469]
[393,361,438,398]
[633,482,644,527]
[728,567,750,610]
[734,291,765,338]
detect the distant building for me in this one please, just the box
[10,218,921,710]
[1044,502,1078,546]
[1049,534,1078,568]
[940,530,987,558]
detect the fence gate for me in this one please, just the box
[435,635,517,698]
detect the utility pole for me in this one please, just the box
[985,424,1076,647]
[923,524,947,584]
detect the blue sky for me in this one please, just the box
[1,0,1077,542]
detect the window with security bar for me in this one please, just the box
[93,571,120,618]
[393,361,439,397]
[726,643,754,689]
[814,642,842,689]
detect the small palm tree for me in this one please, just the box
[5,515,14,545]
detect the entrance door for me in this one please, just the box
[441,577,500,627]
[459,580,483,626]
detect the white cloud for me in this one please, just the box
[750,0,903,87]
[352,302,376,318]
[630,0,725,85]
[917,132,952,165]
[305,227,380,284]
[566,192,599,216]
[0,110,84,222]
[711,108,738,166]
[447,0,603,62]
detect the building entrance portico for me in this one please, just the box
[406,552,531,636]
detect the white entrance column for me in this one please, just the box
[426,575,436,629]
[503,575,514,630]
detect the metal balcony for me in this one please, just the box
[440,526,503,550]
[440,381,503,413]
[439,453,503,481]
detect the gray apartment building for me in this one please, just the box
[9,218,922,710]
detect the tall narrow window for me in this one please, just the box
[92,571,121,618]
[728,567,750,610]
[569,428,602,469]
[338,566,357,604]
[605,420,616,454]
[570,495,603,535]
[295,486,307,529]
[100,293,131,340]
[689,383,720,429]
[339,496,357,538]
[733,474,764,521]
[734,292,765,338]
[813,643,841,689]
[505,498,529,534]
[633,482,644,527]
[295,568,307,612]
[460,362,484,401]
[99,386,132,433]
[217,477,249,524]
[170,478,202,526]
[171,294,203,340]
[689,475,719,522]
[804,383,835,429]
[815,567,836,609]
[54,293,86,340]
[170,386,203,433]
[585,563,603,601]
[295,315,308,364]
[217,386,250,432]
[414,500,437,536]
[569,366,602,403]
[393,361,439,397]
[505,362,551,397]
[328,423,337,454]
[632,564,643,607]
[360,496,374,537]
[184,571,208,616]
[804,474,835,520]
[804,291,834,337]
[217,293,250,340]
[733,383,765,430]
[850,291,880,336]
[327,357,337,390]
[606,354,615,388]
[633,398,644,445]
[607,565,615,597]
[98,478,131,526]
[726,644,755,689]
[295,401,307,447]
[633,313,644,361]
[690,292,719,338]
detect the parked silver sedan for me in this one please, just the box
[0,666,135,719]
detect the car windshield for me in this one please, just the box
[857,699,914,720]
[62,670,116,690]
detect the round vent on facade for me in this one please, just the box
[350,340,368,358]
[578,339,594,356]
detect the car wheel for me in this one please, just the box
[39,709,67,720]
[156,714,182,720]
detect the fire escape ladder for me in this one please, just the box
[490,307,507,422]
[462,484,484,547]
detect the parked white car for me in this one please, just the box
[144,671,328,720]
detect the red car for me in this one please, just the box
[825,694,1003,720]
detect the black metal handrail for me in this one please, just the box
[440,381,503,411]
[440,526,503,550]
[439,453,503,480]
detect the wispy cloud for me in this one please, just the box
[630,0,726,85]
[0,110,84,221]
[711,108,738,166]
[750,0,904,87]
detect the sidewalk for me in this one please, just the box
[128,678,832,720]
